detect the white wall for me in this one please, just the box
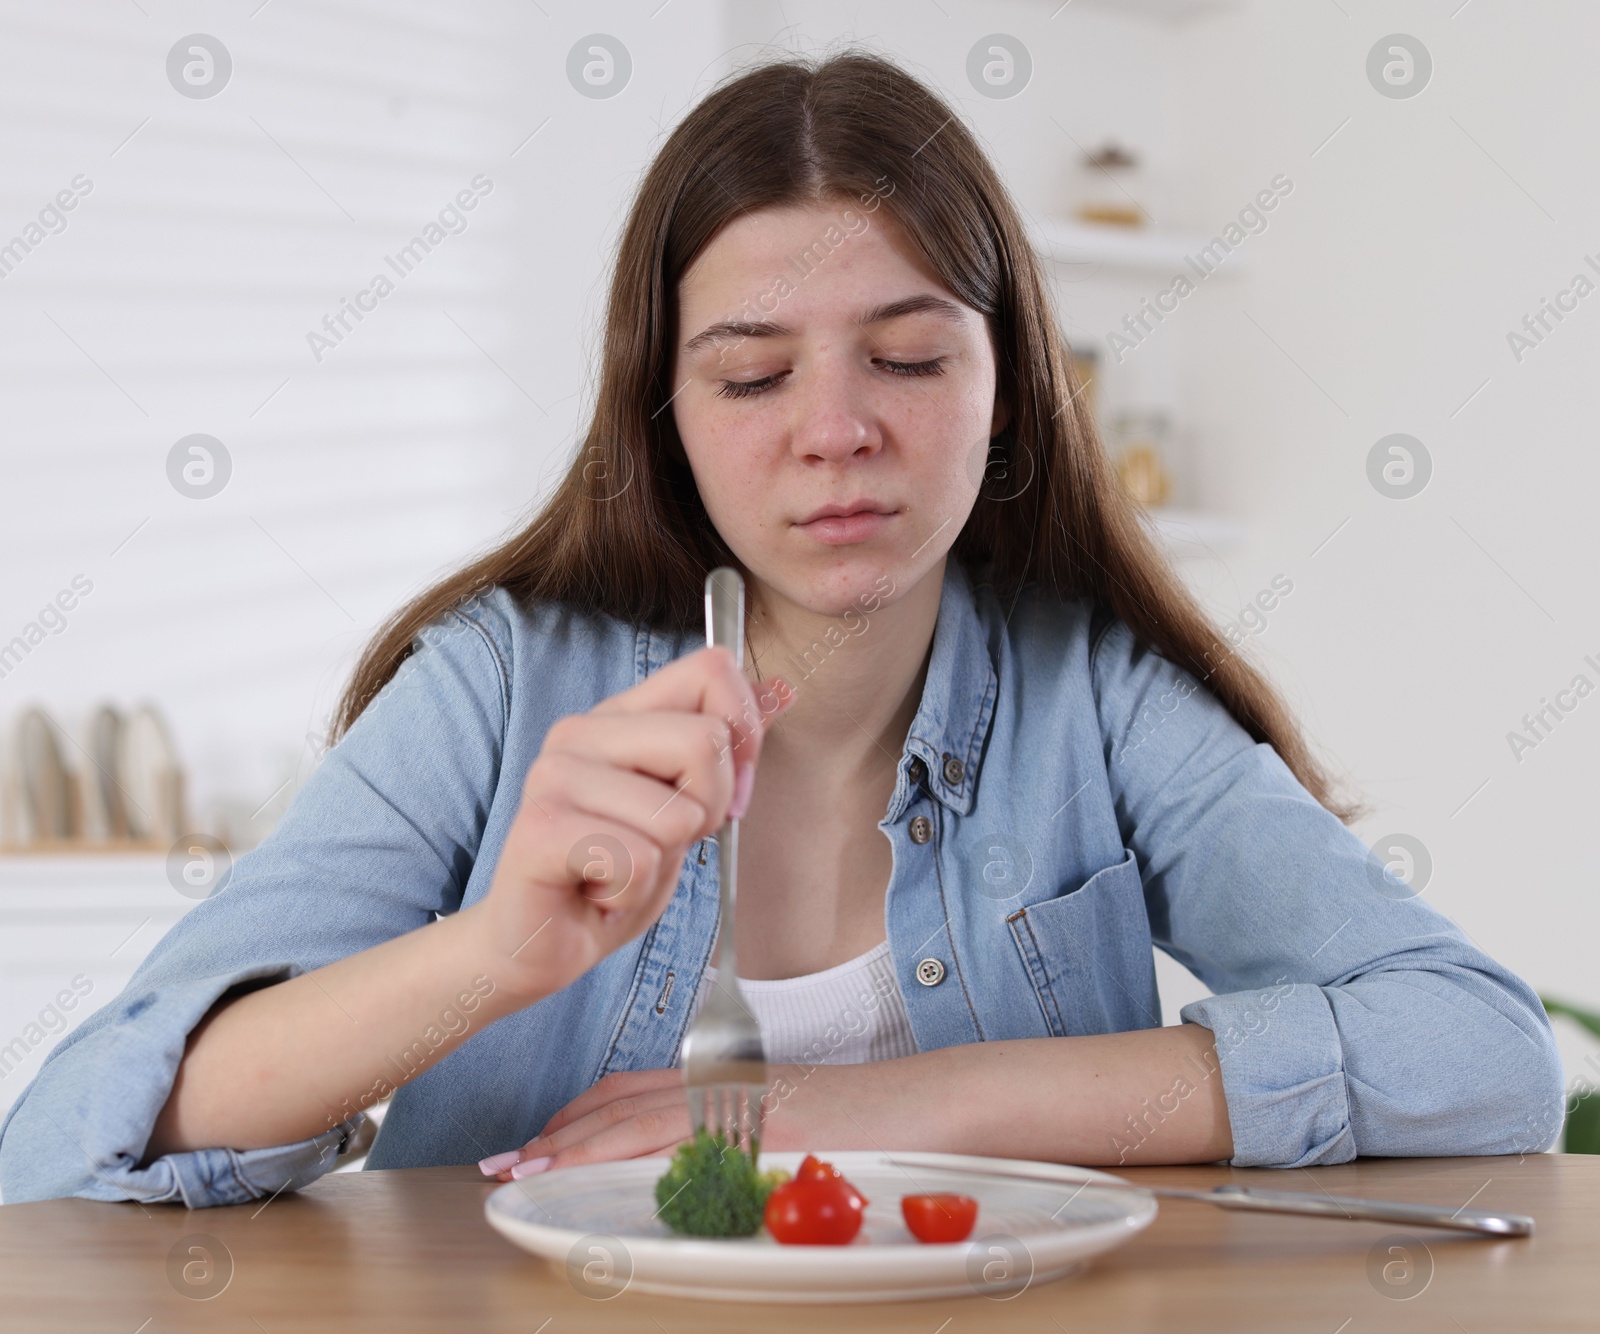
[1162,2,1600,1078]
[0,0,728,842]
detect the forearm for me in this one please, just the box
[772,1024,1233,1167]
[144,902,533,1159]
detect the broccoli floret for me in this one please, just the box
[654,1129,790,1237]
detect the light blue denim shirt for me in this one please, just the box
[0,559,1564,1206]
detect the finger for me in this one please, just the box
[541,680,789,836]
[592,644,754,724]
[495,806,671,925]
[595,647,771,773]
[533,753,710,853]
[530,1085,690,1159]
[539,1068,685,1139]
[499,1089,692,1176]
[536,712,737,835]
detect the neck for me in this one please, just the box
[744,559,946,777]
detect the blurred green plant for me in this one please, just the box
[1541,998,1600,1154]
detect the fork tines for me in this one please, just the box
[688,1082,764,1156]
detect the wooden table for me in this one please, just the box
[3,1155,1593,1332]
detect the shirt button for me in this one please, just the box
[907,756,927,787]
[908,815,933,844]
[916,958,946,987]
[942,755,965,786]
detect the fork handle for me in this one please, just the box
[1205,1186,1533,1237]
[705,568,745,980]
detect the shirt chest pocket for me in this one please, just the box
[1005,848,1161,1038]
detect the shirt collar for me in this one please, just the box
[887,556,997,821]
[635,557,998,820]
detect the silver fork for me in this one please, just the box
[678,567,768,1155]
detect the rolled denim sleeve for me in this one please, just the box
[1091,618,1565,1167]
[0,963,362,1207]
[0,594,511,1206]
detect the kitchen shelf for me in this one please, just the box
[1030,218,1251,275]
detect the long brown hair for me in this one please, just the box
[334,49,1364,824]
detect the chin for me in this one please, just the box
[769,551,915,620]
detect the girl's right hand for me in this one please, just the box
[470,646,793,1003]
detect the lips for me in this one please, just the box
[796,501,895,525]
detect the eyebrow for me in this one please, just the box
[681,292,967,354]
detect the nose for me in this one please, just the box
[788,357,881,466]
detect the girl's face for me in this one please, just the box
[670,201,1009,620]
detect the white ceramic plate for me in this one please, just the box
[85,703,128,840]
[484,1150,1156,1303]
[17,707,73,839]
[117,703,178,840]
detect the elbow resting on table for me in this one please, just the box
[1340,966,1568,1161]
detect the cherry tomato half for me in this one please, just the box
[794,1154,869,1209]
[901,1193,979,1243]
[764,1178,865,1245]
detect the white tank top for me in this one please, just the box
[686,939,918,1066]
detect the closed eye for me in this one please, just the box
[714,357,948,400]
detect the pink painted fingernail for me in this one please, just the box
[729,762,755,820]
[509,1155,552,1180]
[478,1150,521,1175]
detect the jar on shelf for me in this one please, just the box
[1107,409,1174,509]
[1064,342,1099,424]
[1073,141,1147,229]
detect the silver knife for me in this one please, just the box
[882,1154,1533,1237]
